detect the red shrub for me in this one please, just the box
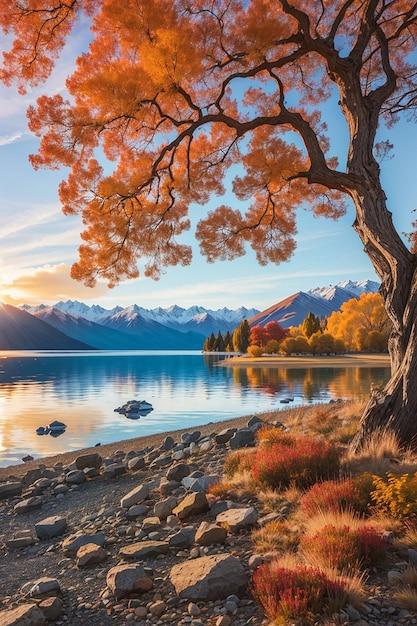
[301,524,387,572]
[252,436,340,489]
[251,561,347,621]
[300,475,373,517]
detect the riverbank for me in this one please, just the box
[219,353,391,368]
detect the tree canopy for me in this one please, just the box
[2,0,417,449]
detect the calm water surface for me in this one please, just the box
[0,350,390,467]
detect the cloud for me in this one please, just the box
[0,263,108,304]
[0,132,25,146]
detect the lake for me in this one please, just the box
[0,350,391,467]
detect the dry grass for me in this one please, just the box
[251,519,301,554]
[393,587,417,610]
[343,428,417,476]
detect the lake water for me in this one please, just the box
[0,350,391,467]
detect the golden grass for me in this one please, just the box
[251,519,301,554]
[393,587,417,610]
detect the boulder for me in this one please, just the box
[172,491,209,520]
[0,481,23,500]
[170,554,247,600]
[76,543,107,567]
[229,428,255,449]
[166,463,191,482]
[0,603,46,626]
[216,507,259,532]
[14,496,43,514]
[195,521,227,546]
[120,483,149,508]
[106,564,153,600]
[119,540,169,560]
[75,452,102,470]
[35,516,67,540]
[62,532,105,556]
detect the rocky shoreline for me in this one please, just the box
[0,413,416,626]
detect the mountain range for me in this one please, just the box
[0,279,379,350]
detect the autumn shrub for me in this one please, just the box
[300,474,374,517]
[301,524,387,572]
[252,436,340,490]
[251,561,348,622]
[371,472,417,520]
[223,448,256,478]
[256,427,295,446]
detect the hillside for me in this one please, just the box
[0,303,94,350]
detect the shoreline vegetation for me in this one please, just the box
[217,352,391,368]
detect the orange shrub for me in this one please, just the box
[223,449,256,478]
[252,436,340,489]
[251,561,347,622]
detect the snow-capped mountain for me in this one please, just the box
[249,279,380,329]
[15,279,379,350]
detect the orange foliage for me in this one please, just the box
[0,1,416,288]
[327,293,391,352]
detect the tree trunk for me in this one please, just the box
[348,187,417,451]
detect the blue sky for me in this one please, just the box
[0,33,415,312]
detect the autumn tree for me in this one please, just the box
[249,320,288,348]
[302,312,322,339]
[1,1,417,450]
[233,320,251,354]
[327,292,391,352]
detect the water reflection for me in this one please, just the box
[0,351,390,467]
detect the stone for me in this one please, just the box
[120,483,149,508]
[159,477,181,496]
[29,577,60,598]
[76,543,107,567]
[186,475,220,492]
[170,554,247,601]
[166,463,191,482]
[195,521,227,546]
[215,429,236,445]
[149,600,166,616]
[141,516,161,534]
[161,435,176,451]
[62,532,105,556]
[6,529,37,549]
[216,507,259,532]
[119,540,170,560]
[0,603,46,626]
[65,469,86,485]
[229,428,255,449]
[168,526,196,548]
[38,596,63,621]
[172,491,209,520]
[0,481,23,499]
[106,564,153,600]
[154,496,177,520]
[102,462,127,478]
[181,431,201,444]
[75,452,102,470]
[14,496,43,514]
[126,504,149,519]
[127,456,146,471]
[35,515,67,540]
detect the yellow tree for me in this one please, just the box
[327,292,391,352]
[1,1,417,450]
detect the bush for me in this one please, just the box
[251,561,347,622]
[371,472,417,520]
[300,474,374,517]
[223,449,256,478]
[301,524,387,572]
[252,436,340,490]
[251,520,300,553]
[256,427,295,446]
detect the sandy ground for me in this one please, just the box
[218,353,391,368]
